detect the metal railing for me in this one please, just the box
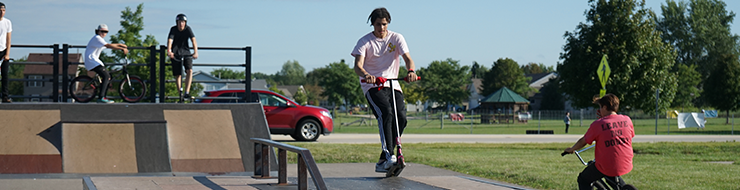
[251,138,326,190]
[158,45,252,103]
[65,45,158,102]
[5,44,61,101]
[5,44,251,103]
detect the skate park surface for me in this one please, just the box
[4,133,737,190]
[3,104,739,189]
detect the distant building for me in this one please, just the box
[22,53,82,102]
[525,72,558,110]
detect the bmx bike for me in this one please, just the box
[69,57,147,103]
[562,144,637,190]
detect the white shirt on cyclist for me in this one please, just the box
[84,35,107,71]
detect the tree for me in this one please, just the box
[558,0,676,113]
[703,53,740,124]
[417,58,470,108]
[671,63,701,109]
[319,60,363,107]
[538,76,565,110]
[521,62,555,74]
[7,56,26,101]
[211,68,245,79]
[293,88,308,105]
[481,58,534,98]
[470,61,488,79]
[275,60,306,85]
[107,3,202,101]
[657,0,738,107]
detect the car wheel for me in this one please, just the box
[293,119,321,141]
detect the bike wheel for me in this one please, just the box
[119,76,147,103]
[69,76,97,103]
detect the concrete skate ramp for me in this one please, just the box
[164,110,244,172]
[0,110,62,173]
[0,103,274,174]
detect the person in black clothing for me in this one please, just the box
[0,2,12,103]
[167,13,198,102]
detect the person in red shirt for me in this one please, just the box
[564,94,634,189]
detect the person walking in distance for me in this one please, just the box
[0,2,12,103]
[167,13,198,102]
[84,24,129,103]
[351,7,418,173]
[564,94,635,189]
[564,112,571,133]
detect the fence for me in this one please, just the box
[158,45,252,102]
[3,44,251,103]
[335,109,737,135]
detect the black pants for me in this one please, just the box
[565,124,570,133]
[365,87,407,162]
[1,50,8,99]
[91,66,111,99]
[578,162,625,190]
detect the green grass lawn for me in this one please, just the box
[332,115,739,135]
[285,141,740,190]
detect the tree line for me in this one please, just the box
[9,0,736,118]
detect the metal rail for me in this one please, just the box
[250,138,326,190]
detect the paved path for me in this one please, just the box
[272,134,740,144]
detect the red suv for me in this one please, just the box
[196,89,333,141]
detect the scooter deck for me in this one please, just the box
[385,162,406,177]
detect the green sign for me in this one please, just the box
[597,55,610,89]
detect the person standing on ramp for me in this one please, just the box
[351,7,418,174]
[167,13,198,102]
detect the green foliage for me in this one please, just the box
[267,81,284,95]
[293,88,308,105]
[672,63,701,108]
[302,84,323,106]
[319,60,363,106]
[521,62,555,74]
[275,60,306,85]
[211,67,245,79]
[559,0,676,113]
[481,58,534,98]
[107,3,202,101]
[538,76,565,110]
[703,54,740,113]
[470,61,488,79]
[417,58,470,107]
[657,0,739,107]
[7,56,26,101]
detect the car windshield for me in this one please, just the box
[259,93,288,107]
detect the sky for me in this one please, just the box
[6,0,740,75]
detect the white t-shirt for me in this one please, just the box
[0,18,12,52]
[84,35,107,70]
[351,30,409,94]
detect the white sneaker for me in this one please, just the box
[375,162,387,172]
[374,155,397,173]
[383,155,397,170]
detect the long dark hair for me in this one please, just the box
[367,7,391,25]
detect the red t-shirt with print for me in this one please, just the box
[583,114,635,177]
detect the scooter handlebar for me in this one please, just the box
[360,76,421,83]
[561,151,571,156]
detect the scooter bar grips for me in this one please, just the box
[360,76,421,83]
[561,151,570,156]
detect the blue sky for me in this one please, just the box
[7,0,740,74]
